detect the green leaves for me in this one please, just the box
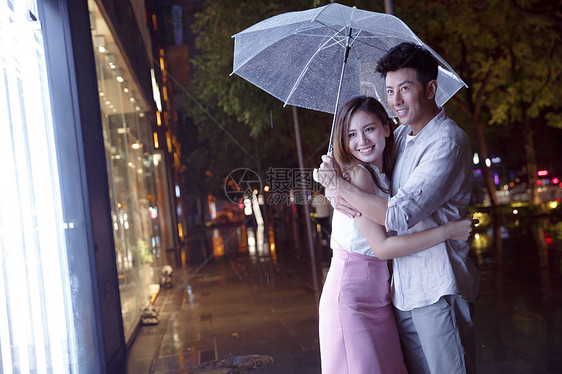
[182,0,561,200]
[183,0,333,196]
[191,0,287,134]
[395,0,561,205]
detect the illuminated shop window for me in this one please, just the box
[0,1,81,372]
[88,0,163,342]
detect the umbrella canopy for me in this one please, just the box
[231,3,466,117]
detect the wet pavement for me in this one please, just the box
[126,211,562,373]
[470,211,562,373]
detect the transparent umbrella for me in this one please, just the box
[231,2,466,150]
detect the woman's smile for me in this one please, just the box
[358,145,374,154]
[348,110,389,170]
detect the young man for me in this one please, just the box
[319,42,479,374]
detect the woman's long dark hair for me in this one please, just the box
[332,96,394,194]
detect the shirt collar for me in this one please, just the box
[407,108,446,143]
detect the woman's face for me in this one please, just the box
[347,110,390,170]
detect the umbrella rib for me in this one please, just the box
[297,25,350,50]
[348,29,361,48]
[301,30,349,51]
[313,18,354,39]
[232,24,345,76]
[282,27,348,107]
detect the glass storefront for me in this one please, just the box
[88,0,163,341]
[1,1,101,371]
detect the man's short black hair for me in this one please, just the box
[375,42,438,86]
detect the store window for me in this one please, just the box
[88,0,163,341]
[1,0,101,372]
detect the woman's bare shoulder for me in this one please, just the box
[348,165,375,193]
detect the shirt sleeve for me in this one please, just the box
[385,139,470,232]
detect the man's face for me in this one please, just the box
[385,67,435,131]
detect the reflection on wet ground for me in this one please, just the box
[127,212,562,373]
[469,211,562,373]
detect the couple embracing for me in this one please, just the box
[317,42,480,374]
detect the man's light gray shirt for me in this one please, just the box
[385,109,479,311]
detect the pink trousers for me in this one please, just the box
[319,249,408,374]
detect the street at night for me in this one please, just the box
[3,1,561,373]
[127,211,562,373]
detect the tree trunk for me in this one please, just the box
[472,114,498,206]
[522,114,540,205]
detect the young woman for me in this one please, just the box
[318,96,472,374]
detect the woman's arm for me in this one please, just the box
[349,166,472,261]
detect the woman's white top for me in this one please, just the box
[330,164,390,257]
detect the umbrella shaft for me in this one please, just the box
[344,27,352,63]
[328,27,352,154]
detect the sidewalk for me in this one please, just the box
[126,223,562,373]
[126,250,321,373]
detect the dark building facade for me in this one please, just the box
[0,0,185,372]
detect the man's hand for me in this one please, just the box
[444,215,480,241]
[325,188,360,218]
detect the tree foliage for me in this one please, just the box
[398,0,562,205]
[183,0,561,206]
[183,0,338,197]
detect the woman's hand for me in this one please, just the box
[317,154,342,190]
[317,155,360,217]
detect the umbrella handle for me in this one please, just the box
[313,145,333,184]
